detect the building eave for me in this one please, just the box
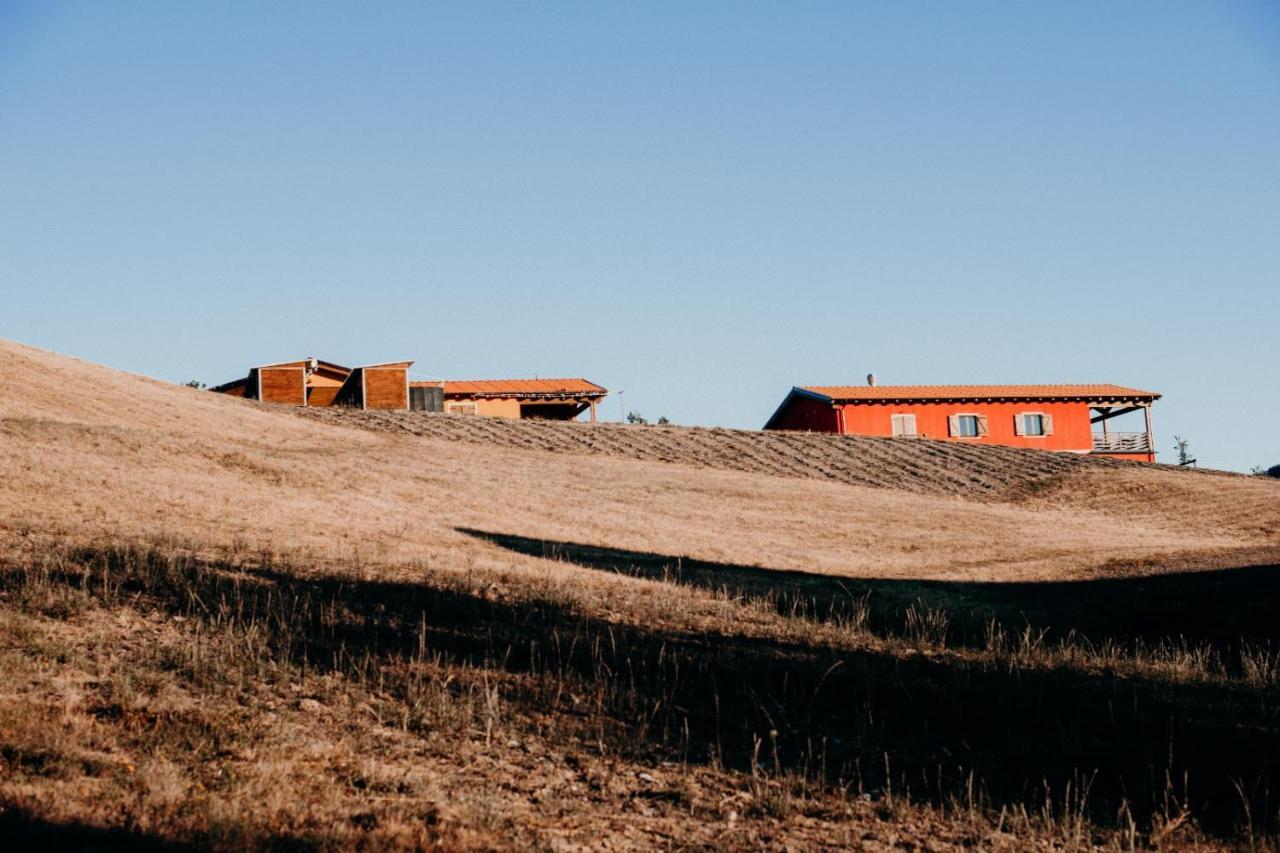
[762,386,836,430]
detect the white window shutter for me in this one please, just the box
[904,414,916,436]
[948,414,960,436]
[1042,414,1054,435]
[1014,413,1026,436]
[977,415,989,436]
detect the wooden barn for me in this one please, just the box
[212,358,414,411]
[764,382,1161,462]
[415,378,608,421]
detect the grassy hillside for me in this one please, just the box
[2,338,1279,849]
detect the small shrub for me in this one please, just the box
[1173,435,1196,467]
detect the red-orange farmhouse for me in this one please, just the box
[763,383,1161,463]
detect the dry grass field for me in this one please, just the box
[3,337,1280,849]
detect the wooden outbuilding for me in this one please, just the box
[212,358,413,411]
[334,362,413,411]
[214,360,604,418]
[764,382,1161,462]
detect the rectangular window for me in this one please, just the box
[891,414,917,437]
[1022,413,1045,436]
[446,402,477,415]
[956,414,979,437]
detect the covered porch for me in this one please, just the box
[436,378,609,422]
[1089,396,1158,461]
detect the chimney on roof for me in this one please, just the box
[867,373,877,387]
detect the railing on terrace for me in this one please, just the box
[1092,432,1151,453]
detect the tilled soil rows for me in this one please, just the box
[300,409,1134,498]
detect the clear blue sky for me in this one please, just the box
[2,2,1277,470]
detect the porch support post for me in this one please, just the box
[1143,404,1153,453]
[589,400,597,423]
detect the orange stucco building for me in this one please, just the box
[764,383,1161,462]
[416,378,608,421]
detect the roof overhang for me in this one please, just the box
[210,376,251,394]
[253,358,352,373]
[762,386,837,430]
[444,390,607,400]
[800,385,1161,405]
[830,393,1161,405]
[358,361,415,370]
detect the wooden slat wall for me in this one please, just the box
[259,367,305,406]
[363,367,408,410]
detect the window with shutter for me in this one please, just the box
[892,414,917,437]
[952,414,980,437]
[1022,414,1045,436]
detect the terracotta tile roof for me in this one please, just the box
[798,383,1160,402]
[419,378,607,398]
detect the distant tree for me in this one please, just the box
[184,380,206,390]
[1251,464,1280,478]
[625,412,673,426]
[1173,435,1196,467]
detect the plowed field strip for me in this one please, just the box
[299,410,1136,498]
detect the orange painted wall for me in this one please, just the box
[443,397,523,418]
[442,397,595,420]
[837,400,1094,452]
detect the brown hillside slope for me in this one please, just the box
[1,338,1277,584]
[5,338,1280,848]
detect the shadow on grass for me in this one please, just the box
[0,810,181,851]
[12,544,1280,840]
[0,807,341,851]
[458,527,1280,649]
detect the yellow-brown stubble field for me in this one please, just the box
[2,337,1279,849]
